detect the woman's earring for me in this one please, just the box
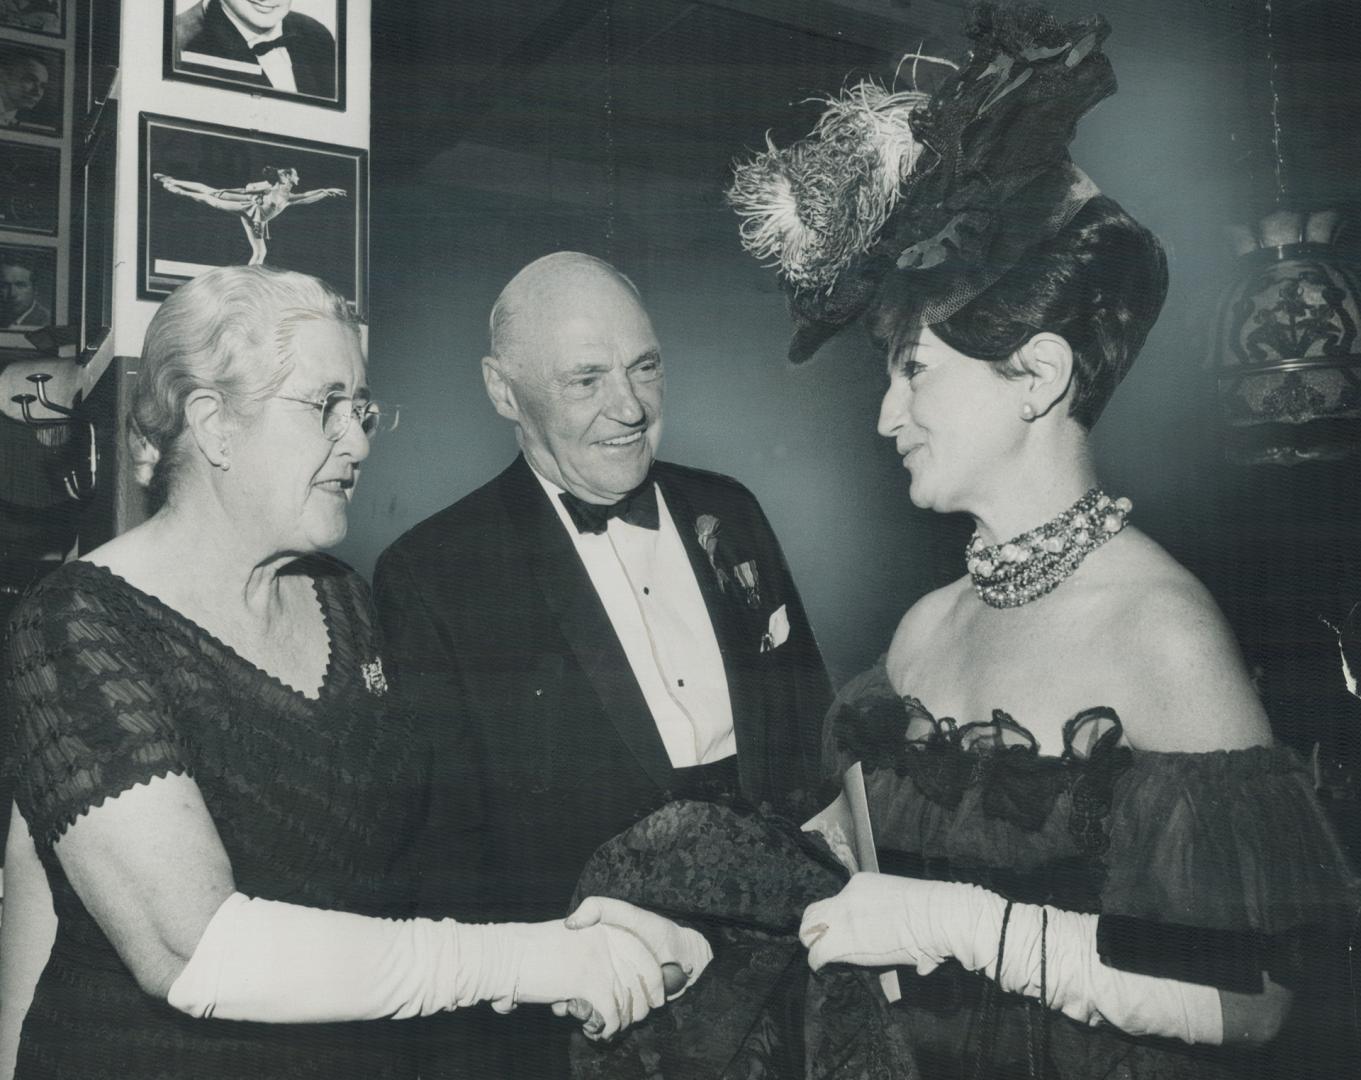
[1020,402,1037,422]
[219,445,231,470]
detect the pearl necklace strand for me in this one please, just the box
[967,488,1132,609]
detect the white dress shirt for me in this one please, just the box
[531,466,737,768]
[220,4,298,92]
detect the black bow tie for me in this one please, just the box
[560,483,659,535]
[251,35,295,57]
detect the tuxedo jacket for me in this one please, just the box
[175,0,337,100]
[373,455,832,925]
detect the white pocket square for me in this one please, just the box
[761,604,790,653]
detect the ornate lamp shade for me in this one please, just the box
[1211,209,1361,465]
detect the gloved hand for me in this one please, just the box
[800,872,997,974]
[482,917,667,1039]
[564,896,713,998]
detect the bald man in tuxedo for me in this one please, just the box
[374,253,832,1078]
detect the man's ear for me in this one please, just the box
[481,356,521,423]
[183,388,232,469]
[1015,332,1074,420]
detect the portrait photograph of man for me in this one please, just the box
[165,0,344,109]
[0,244,55,330]
[0,42,63,136]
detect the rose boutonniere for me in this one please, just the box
[696,513,762,610]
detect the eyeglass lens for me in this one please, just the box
[320,394,385,439]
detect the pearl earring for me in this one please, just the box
[1020,403,1037,421]
[219,445,231,470]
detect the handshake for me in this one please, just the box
[517,896,713,1041]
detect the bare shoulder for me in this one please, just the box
[886,576,970,683]
[1092,530,1271,752]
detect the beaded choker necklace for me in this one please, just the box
[966,488,1132,609]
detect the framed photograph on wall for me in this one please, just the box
[0,241,57,339]
[0,141,60,234]
[0,1,64,38]
[138,112,368,315]
[0,39,65,136]
[164,0,346,111]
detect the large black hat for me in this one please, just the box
[728,3,1115,362]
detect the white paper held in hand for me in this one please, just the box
[800,762,902,1003]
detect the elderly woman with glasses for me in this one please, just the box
[0,265,707,1080]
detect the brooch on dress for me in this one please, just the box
[361,657,388,696]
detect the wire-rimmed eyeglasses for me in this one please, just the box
[275,391,400,441]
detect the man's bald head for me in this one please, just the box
[489,252,644,371]
[481,252,664,504]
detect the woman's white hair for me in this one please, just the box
[130,264,358,506]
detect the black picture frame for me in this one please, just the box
[0,140,60,234]
[138,112,368,316]
[164,0,346,111]
[74,0,121,129]
[0,0,64,38]
[0,241,57,339]
[0,39,66,137]
[71,99,115,355]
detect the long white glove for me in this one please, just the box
[799,872,1223,1045]
[168,892,666,1039]
[564,896,713,1000]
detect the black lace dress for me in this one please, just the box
[2,557,427,1080]
[824,658,1359,1080]
[567,658,1358,1080]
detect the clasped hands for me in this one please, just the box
[526,896,712,1040]
[544,877,967,1042]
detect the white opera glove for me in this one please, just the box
[564,896,713,1000]
[985,902,1224,1045]
[168,892,666,1039]
[800,872,972,975]
[799,872,1223,1045]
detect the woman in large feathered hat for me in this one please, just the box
[728,3,1357,1077]
[564,6,1357,1079]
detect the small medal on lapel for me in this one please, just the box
[732,560,762,610]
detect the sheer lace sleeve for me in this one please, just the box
[3,569,192,854]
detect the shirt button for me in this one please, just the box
[642,586,650,595]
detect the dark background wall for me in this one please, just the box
[350,0,1361,730]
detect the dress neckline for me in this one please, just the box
[872,655,1124,764]
[66,558,341,704]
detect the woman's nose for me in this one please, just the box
[337,413,372,463]
[877,382,906,438]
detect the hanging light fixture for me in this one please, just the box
[1209,0,1361,465]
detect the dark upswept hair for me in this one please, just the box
[872,195,1169,428]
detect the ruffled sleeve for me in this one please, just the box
[1099,746,1360,987]
[3,567,192,854]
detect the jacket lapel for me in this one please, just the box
[498,457,674,791]
[656,469,765,798]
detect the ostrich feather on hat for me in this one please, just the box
[728,2,1116,363]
